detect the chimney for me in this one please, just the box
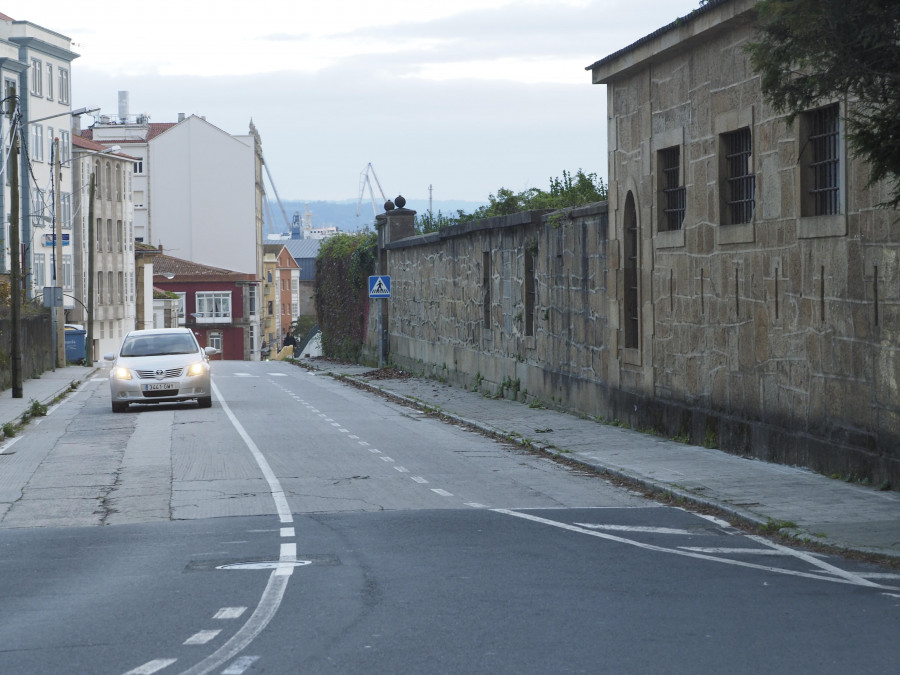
[178,113,185,122]
[118,90,129,123]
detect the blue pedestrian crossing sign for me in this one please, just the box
[369,275,391,298]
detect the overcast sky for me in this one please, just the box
[11,0,703,204]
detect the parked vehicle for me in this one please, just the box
[104,328,217,413]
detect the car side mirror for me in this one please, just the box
[103,353,116,361]
[204,346,219,356]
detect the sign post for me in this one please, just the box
[369,275,391,368]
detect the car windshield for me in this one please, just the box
[120,334,198,357]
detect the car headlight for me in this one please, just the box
[187,361,208,377]
[113,366,132,380]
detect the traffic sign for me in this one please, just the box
[369,275,391,298]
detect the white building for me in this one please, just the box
[0,12,82,301]
[70,135,136,359]
[85,102,266,358]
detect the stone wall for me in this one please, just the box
[0,312,55,391]
[367,193,900,488]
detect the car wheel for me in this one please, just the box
[198,396,212,409]
[112,401,129,413]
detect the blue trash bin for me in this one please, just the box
[64,328,87,364]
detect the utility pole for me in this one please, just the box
[53,137,66,367]
[86,173,95,365]
[7,88,22,397]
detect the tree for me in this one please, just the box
[745,0,900,206]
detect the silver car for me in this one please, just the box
[104,328,216,413]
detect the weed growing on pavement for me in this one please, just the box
[2,422,14,438]
[27,399,48,418]
[759,518,798,534]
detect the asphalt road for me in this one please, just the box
[0,360,897,674]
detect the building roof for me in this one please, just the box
[585,0,745,80]
[151,252,257,282]
[79,122,177,143]
[284,239,322,260]
[72,134,138,160]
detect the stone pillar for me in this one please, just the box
[379,196,416,366]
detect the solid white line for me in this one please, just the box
[745,534,883,588]
[211,380,292,524]
[575,523,696,535]
[179,572,291,675]
[678,547,792,555]
[184,630,221,645]
[214,607,248,620]
[124,659,177,674]
[494,509,897,590]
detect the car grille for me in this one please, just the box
[136,367,184,379]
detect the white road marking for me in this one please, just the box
[339,429,349,433]
[678,547,792,555]
[358,441,370,446]
[212,380,292,525]
[280,527,295,538]
[575,523,696,535]
[394,466,409,473]
[349,435,359,440]
[369,448,381,454]
[0,436,22,454]
[331,422,341,427]
[411,476,429,484]
[124,659,177,674]
[267,373,287,377]
[222,656,261,674]
[466,503,489,509]
[214,607,248,620]
[184,630,221,645]
[380,456,394,463]
[431,489,453,497]
[745,534,883,588]
[494,509,898,590]
[234,373,256,378]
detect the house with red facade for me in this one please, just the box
[149,250,260,360]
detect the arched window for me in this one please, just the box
[623,191,640,350]
[105,162,112,200]
[115,164,121,200]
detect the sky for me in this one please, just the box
[9,0,704,205]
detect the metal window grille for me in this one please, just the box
[724,128,755,224]
[624,198,639,349]
[808,105,840,216]
[660,147,685,231]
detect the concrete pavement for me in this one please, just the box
[297,357,900,563]
[3,359,898,563]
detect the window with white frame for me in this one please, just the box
[33,253,46,288]
[195,291,232,322]
[97,273,104,305]
[46,63,53,100]
[31,124,43,161]
[107,271,113,304]
[117,272,124,303]
[133,159,143,174]
[248,285,257,315]
[58,68,69,104]
[62,254,72,288]
[30,58,42,96]
[32,187,45,224]
[60,130,70,163]
[61,193,71,228]
[174,292,186,324]
[208,331,223,352]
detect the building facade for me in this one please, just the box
[70,135,136,359]
[262,244,300,348]
[150,251,259,360]
[0,12,79,300]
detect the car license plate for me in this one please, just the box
[142,382,177,392]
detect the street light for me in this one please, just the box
[27,106,100,126]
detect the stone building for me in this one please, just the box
[366,0,900,487]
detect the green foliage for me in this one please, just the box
[314,231,377,361]
[1,422,13,438]
[416,170,607,233]
[746,0,900,207]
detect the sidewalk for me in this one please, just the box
[299,358,900,562]
[0,364,99,431]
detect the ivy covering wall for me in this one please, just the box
[314,231,377,361]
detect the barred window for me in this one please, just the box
[659,146,685,231]
[805,104,840,216]
[722,128,755,225]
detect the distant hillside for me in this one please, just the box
[264,199,486,234]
